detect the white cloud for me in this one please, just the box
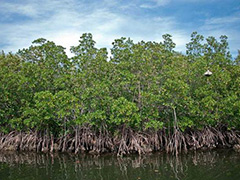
[2,0,237,58]
[140,4,155,9]
[0,2,38,17]
[0,0,189,57]
[198,13,240,57]
[140,0,171,9]
[140,0,219,9]
[204,15,240,27]
[154,0,171,6]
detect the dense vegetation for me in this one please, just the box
[0,32,240,155]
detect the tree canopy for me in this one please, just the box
[0,32,239,136]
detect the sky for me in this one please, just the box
[0,0,239,57]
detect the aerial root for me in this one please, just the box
[0,126,240,155]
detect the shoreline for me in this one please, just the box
[1,126,240,156]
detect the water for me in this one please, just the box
[0,150,240,180]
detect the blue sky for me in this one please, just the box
[0,0,239,57]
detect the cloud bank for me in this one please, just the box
[0,0,239,57]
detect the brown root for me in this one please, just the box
[0,125,240,155]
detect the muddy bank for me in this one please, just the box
[0,126,240,156]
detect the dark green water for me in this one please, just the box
[0,150,240,180]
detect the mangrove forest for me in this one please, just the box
[0,32,240,155]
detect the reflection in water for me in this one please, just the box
[0,150,240,180]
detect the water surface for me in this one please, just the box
[0,150,240,180]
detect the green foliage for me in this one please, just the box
[23,91,55,131]
[0,32,240,135]
[144,120,164,131]
[109,97,140,128]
